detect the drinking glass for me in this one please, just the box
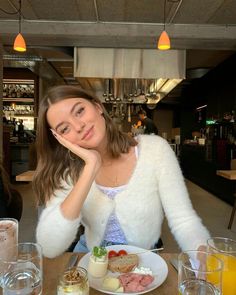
[57,266,89,295]
[207,237,236,295]
[0,218,18,281]
[0,242,42,295]
[0,218,18,260]
[178,250,223,295]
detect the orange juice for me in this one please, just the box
[208,254,236,295]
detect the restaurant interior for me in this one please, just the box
[0,0,236,294]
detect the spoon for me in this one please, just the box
[133,247,164,255]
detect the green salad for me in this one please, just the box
[92,246,107,258]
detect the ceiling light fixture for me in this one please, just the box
[13,0,26,52]
[158,0,170,50]
[158,78,182,94]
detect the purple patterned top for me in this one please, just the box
[97,184,127,244]
[96,145,139,244]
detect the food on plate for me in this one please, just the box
[102,276,124,292]
[108,250,118,259]
[116,286,124,292]
[57,266,89,295]
[108,254,139,273]
[119,273,154,293]
[88,246,108,278]
[118,249,128,256]
[132,266,153,275]
[108,249,128,259]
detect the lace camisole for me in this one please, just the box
[96,145,139,244]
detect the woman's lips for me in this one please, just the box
[82,126,94,140]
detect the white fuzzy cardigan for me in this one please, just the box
[36,135,210,258]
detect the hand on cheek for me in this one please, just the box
[50,128,101,171]
[50,129,75,149]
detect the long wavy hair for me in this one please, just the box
[0,160,12,204]
[33,85,137,204]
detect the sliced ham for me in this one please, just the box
[124,280,145,292]
[140,274,154,286]
[118,273,154,293]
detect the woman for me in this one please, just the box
[34,85,210,258]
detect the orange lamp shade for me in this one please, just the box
[157,30,170,50]
[13,33,26,52]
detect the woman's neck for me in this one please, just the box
[95,135,109,159]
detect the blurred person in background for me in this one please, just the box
[137,109,158,135]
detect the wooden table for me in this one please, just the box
[43,252,178,295]
[217,169,236,229]
[216,170,236,180]
[15,170,35,181]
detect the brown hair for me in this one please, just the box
[33,85,137,204]
[138,109,147,116]
[0,160,12,203]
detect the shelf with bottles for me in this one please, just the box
[3,97,34,103]
[3,79,34,101]
[3,104,35,118]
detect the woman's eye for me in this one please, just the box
[59,126,69,134]
[75,107,85,116]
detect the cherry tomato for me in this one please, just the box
[118,249,128,256]
[108,250,118,259]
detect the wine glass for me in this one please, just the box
[178,250,223,294]
[207,237,236,295]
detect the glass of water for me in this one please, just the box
[178,250,223,295]
[0,242,42,295]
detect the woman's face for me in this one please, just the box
[46,97,107,149]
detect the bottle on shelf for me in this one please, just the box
[3,84,7,97]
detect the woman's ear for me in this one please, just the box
[94,102,103,115]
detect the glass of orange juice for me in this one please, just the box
[207,237,236,295]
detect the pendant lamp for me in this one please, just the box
[158,0,170,50]
[14,0,26,52]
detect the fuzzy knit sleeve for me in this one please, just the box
[36,183,81,258]
[155,137,210,251]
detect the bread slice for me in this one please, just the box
[108,254,139,273]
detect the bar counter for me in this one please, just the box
[180,143,235,205]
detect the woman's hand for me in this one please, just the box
[197,245,207,252]
[51,129,101,173]
[51,130,101,219]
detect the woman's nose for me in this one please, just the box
[73,120,85,133]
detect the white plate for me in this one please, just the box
[78,245,168,295]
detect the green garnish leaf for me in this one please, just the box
[92,246,107,258]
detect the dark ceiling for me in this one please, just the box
[0,0,236,104]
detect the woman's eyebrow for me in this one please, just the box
[70,101,81,114]
[55,101,81,131]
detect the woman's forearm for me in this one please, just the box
[60,164,97,219]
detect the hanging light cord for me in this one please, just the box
[0,7,19,14]
[18,0,22,33]
[163,0,167,31]
[0,0,23,18]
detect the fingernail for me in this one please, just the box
[50,128,57,137]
